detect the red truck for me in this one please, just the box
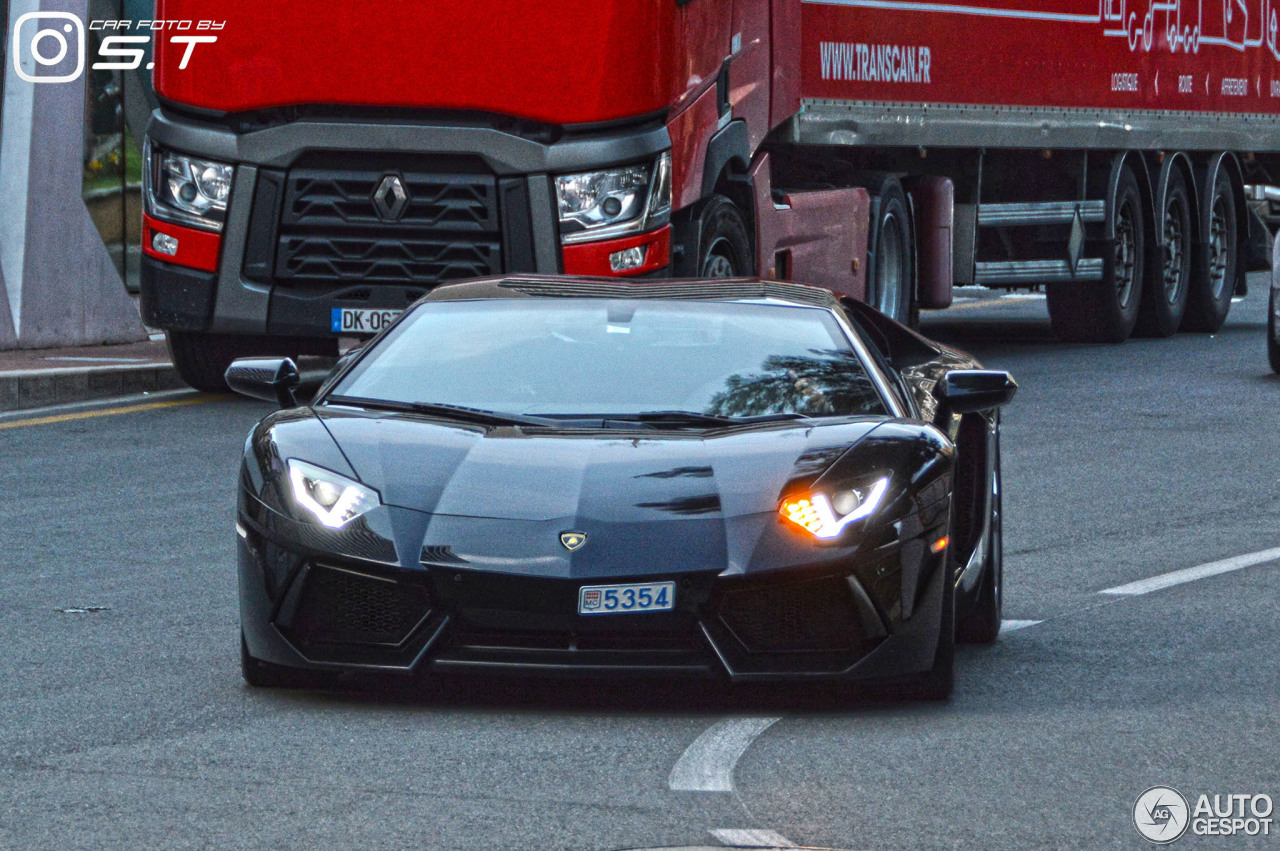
[141,0,1280,389]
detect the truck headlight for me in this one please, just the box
[556,152,671,243]
[780,477,890,540]
[143,139,234,232]
[286,459,380,529]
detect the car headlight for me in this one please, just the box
[780,477,890,540]
[143,139,234,232]
[556,151,671,243]
[286,459,380,529]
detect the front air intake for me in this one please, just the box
[717,574,862,654]
[290,564,432,647]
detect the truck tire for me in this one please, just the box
[1047,165,1145,343]
[1134,168,1192,338]
[865,174,913,324]
[698,195,752,278]
[1182,168,1238,333]
[167,330,337,393]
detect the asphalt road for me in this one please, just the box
[1,279,1277,850]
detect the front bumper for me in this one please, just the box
[237,517,948,683]
[142,110,672,337]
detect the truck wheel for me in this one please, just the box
[698,195,752,278]
[865,174,913,324]
[1047,165,1145,343]
[1182,169,1238,333]
[168,330,337,393]
[1269,287,1280,374]
[1134,168,1192,338]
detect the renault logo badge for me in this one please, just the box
[560,532,587,551]
[372,175,409,221]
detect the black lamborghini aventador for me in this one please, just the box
[228,277,1016,698]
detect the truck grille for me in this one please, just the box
[275,157,503,285]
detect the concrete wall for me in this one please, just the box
[0,0,145,349]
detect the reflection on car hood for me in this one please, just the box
[320,409,881,520]
[317,409,884,579]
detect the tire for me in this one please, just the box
[864,174,914,325]
[697,195,752,278]
[1183,167,1238,333]
[1134,168,1192,338]
[912,557,956,701]
[1047,164,1145,343]
[956,427,1003,644]
[168,330,337,393]
[1269,287,1280,374]
[241,632,322,689]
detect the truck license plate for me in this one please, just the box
[331,308,402,334]
[578,581,675,615]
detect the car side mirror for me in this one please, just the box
[225,357,301,408]
[938,370,1017,415]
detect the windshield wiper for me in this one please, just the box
[617,410,815,428]
[325,396,556,428]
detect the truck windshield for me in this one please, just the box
[328,299,888,421]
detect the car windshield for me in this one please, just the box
[328,299,889,420]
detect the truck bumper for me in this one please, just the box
[143,109,671,336]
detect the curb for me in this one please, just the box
[0,363,185,413]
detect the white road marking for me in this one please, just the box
[709,827,794,848]
[1098,546,1280,597]
[1000,619,1042,633]
[669,717,780,792]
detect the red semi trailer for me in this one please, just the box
[140,0,1280,389]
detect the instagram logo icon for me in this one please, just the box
[11,12,86,83]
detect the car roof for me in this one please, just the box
[421,275,844,310]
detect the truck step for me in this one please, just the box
[973,259,1104,285]
[978,201,1106,228]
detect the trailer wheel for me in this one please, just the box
[1134,168,1192,338]
[865,175,913,324]
[1182,169,1237,333]
[167,330,337,393]
[698,195,752,278]
[1047,165,1145,343]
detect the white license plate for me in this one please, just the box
[578,581,675,615]
[331,307,402,335]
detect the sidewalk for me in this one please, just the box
[0,334,184,412]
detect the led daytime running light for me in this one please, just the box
[286,459,379,529]
[781,477,889,539]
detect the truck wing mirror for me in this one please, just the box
[938,369,1017,415]
[225,357,301,409]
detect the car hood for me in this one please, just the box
[316,409,885,579]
